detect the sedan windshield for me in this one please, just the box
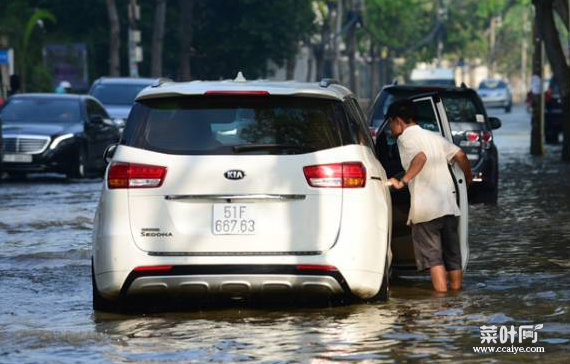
[1,98,81,123]
[91,83,150,105]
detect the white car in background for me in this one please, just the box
[92,77,393,311]
[477,78,513,113]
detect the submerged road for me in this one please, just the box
[0,105,569,363]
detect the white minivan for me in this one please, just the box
[92,78,468,311]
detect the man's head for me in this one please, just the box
[386,99,418,138]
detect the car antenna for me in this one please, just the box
[460,82,467,88]
[319,78,340,87]
[392,79,399,85]
[234,71,247,83]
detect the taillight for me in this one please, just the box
[466,131,480,142]
[481,131,493,148]
[545,88,552,103]
[133,265,173,272]
[107,162,167,189]
[303,162,366,188]
[369,126,378,139]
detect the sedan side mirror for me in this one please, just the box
[489,116,502,130]
[103,144,117,164]
[90,114,104,124]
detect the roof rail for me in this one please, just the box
[319,78,340,88]
[392,79,399,85]
[151,78,173,88]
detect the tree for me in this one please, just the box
[105,0,121,76]
[533,0,570,162]
[151,0,166,77]
[178,0,193,81]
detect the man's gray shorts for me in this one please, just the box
[411,215,462,271]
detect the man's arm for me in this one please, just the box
[452,150,473,186]
[389,152,427,189]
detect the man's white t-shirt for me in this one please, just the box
[397,125,462,225]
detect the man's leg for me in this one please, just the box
[430,265,448,292]
[448,270,463,290]
[442,216,463,290]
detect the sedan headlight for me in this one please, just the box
[50,133,74,150]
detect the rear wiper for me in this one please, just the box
[232,144,315,154]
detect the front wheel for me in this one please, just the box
[67,146,88,179]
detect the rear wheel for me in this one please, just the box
[370,258,390,302]
[545,130,559,144]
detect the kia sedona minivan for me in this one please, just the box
[92,78,393,311]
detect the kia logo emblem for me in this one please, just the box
[224,170,246,180]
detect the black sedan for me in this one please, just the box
[0,94,121,178]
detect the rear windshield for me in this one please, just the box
[371,90,485,128]
[1,98,80,123]
[479,80,507,90]
[91,83,150,105]
[122,96,349,155]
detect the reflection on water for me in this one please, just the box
[1,108,569,363]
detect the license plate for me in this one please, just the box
[212,204,256,235]
[3,154,33,163]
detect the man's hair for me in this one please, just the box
[386,99,418,124]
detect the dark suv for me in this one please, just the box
[369,85,501,203]
[545,78,563,144]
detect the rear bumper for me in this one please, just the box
[118,265,348,299]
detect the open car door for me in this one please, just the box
[374,93,469,271]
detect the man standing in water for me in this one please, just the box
[386,99,473,292]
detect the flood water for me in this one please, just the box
[1,106,569,363]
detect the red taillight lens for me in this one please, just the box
[466,131,480,142]
[107,162,167,189]
[303,162,366,188]
[481,131,493,143]
[369,127,378,139]
[133,265,173,272]
[296,265,338,271]
[545,88,552,103]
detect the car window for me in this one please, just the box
[0,98,80,123]
[344,98,375,150]
[372,89,485,127]
[479,80,506,89]
[123,96,351,155]
[413,99,441,132]
[90,83,150,105]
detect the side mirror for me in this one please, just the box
[103,144,117,164]
[112,118,126,128]
[489,116,502,130]
[90,114,104,124]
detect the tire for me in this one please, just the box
[370,258,390,302]
[481,185,498,204]
[545,130,559,144]
[67,146,88,179]
[505,103,512,113]
[92,260,120,312]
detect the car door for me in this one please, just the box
[375,94,469,271]
[85,99,116,169]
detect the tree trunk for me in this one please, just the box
[178,0,193,81]
[346,17,357,93]
[106,0,121,77]
[534,0,570,161]
[151,0,167,78]
[530,13,545,156]
[286,54,296,80]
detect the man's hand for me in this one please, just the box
[453,150,473,186]
[388,177,405,190]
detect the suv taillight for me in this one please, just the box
[107,162,167,189]
[303,162,366,188]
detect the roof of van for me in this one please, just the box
[135,80,353,102]
[410,68,455,80]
